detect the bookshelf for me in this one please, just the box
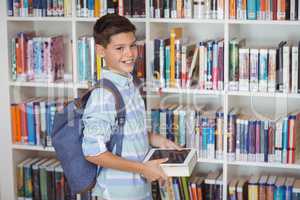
[1,1,300,200]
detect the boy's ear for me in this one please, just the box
[95,44,105,57]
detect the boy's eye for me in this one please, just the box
[116,47,124,51]
[130,44,137,48]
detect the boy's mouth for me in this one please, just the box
[121,59,135,65]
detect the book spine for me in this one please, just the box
[247,0,257,19]
[229,40,239,91]
[212,41,219,90]
[239,48,250,91]
[218,40,224,90]
[159,39,165,87]
[216,111,224,160]
[250,49,259,92]
[229,0,236,19]
[199,42,206,90]
[181,45,187,88]
[193,0,205,19]
[268,49,277,92]
[291,46,299,93]
[259,49,268,92]
[175,39,181,88]
[165,46,171,87]
[217,0,225,19]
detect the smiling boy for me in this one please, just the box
[81,14,180,200]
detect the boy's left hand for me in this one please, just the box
[149,133,182,150]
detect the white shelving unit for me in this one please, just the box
[1,1,300,200]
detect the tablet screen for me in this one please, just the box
[149,149,191,164]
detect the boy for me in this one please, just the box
[82,14,181,200]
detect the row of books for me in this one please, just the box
[17,157,96,200]
[152,27,224,90]
[227,108,300,164]
[77,36,146,83]
[76,0,145,17]
[11,32,65,83]
[228,175,300,200]
[229,39,300,93]
[229,0,300,20]
[10,98,67,147]
[150,105,224,160]
[7,0,72,17]
[152,171,223,200]
[150,0,225,19]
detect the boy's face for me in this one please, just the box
[96,32,138,75]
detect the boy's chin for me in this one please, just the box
[120,64,134,73]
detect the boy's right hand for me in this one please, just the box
[141,158,168,184]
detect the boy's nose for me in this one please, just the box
[123,47,135,57]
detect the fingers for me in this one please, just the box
[155,157,169,164]
[164,140,183,150]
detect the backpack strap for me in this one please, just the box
[76,78,126,156]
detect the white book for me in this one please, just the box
[250,49,259,92]
[193,0,205,19]
[275,118,283,163]
[184,0,193,18]
[143,148,197,177]
[199,43,207,90]
[290,0,296,20]
[291,46,298,93]
[259,49,268,92]
[217,0,225,19]
[283,46,290,93]
[239,48,250,91]
[159,108,167,138]
[268,49,277,92]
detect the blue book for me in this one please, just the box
[178,109,186,147]
[206,41,213,90]
[274,177,286,200]
[77,39,84,82]
[151,108,160,134]
[88,0,94,16]
[26,101,36,145]
[166,107,175,142]
[285,178,295,200]
[282,118,289,163]
[7,0,14,16]
[165,46,170,87]
[173,178,181,200]
[263,121,269,162]
[247,0,257,20]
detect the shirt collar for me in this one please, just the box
[101,67,132,87]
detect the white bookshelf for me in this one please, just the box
[1,1,300,200]
[12,144,55,152]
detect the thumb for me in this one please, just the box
[156,157,169,164]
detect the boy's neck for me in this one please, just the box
[105,67,130,78]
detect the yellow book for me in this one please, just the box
[96,55,102,80]
[170,27,183,87]
[94,0,100,17]
[248,176,260,200]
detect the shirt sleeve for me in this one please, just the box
[82,88,117,157]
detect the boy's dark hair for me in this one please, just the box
[94,14,136,47]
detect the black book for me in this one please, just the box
[124,0,132,17]
[132,0,145,17]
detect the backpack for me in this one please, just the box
[51,78,126,195]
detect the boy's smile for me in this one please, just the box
[96,32,138,76]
